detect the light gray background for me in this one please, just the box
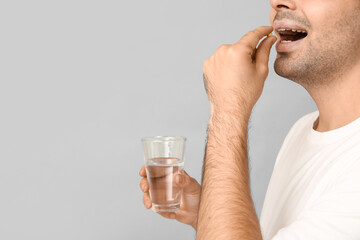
[0,0,316,239]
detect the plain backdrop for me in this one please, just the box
[0,0,317,239]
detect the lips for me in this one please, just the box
[273,21,309,52]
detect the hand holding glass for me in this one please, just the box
[141,136,186,212]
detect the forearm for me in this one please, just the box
[196,111,262,240]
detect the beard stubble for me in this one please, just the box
[274,5,360,89]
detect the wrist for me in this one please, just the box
[209,107,250,128]
[210,102,252,122]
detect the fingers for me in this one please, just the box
[139,166,151,209]
[143,192,152,209]
[255,35,277,72]
[140,177,149,192]
[175,171,201,194]
[139,165,147,177]
[139,165,149,192]
[235,26,273,50]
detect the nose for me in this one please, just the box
[270,0,296,11]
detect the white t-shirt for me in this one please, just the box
[260,111,360,240]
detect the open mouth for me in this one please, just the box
[277,29,308,43]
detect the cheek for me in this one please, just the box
[303,1,340,31]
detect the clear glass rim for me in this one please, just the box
[141,136,186,143]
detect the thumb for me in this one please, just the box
[255,35,277,69]
[175,171,200,194]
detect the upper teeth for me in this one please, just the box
[278,28,307,33]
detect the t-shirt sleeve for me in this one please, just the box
[271,161,360,240]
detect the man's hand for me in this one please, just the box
[203,26,276,116]
[196,26,277,240]
[139,165,201,229]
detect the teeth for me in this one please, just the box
[277,29,307,33]
[281,40,292,43]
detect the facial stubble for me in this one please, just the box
[274,5,360,89]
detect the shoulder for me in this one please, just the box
[283,110,318,142]
[291,111,318,132]
[273,111,318,168]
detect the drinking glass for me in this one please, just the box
[141,136,186,212]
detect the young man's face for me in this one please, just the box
[269,0,360,87]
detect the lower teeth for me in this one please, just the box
[281,40,292,43]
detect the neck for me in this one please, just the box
[304,64,360,132]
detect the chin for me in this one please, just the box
[274,57,310,87]
[274,57,296,80]
[274,58,325,89]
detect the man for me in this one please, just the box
[139,0,360,239]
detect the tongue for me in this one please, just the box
[282,35,298,41]
[281,31,307,42]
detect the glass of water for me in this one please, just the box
[141,136,186,212]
